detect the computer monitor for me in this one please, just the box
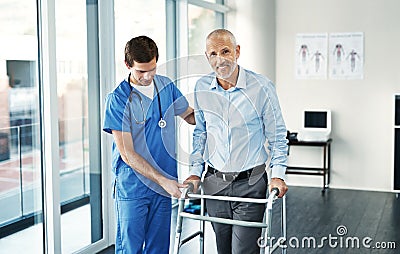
[304,110,330,129]
[299,109,331,141]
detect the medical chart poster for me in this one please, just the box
[295,33,328,79]
[329,32,364,79]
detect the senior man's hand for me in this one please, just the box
[183,175,201,193]
[269,178,288,198]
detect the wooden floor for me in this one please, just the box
[269,187,400,254]
[98,186,400,254]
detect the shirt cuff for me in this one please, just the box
[270,165,287,181]
[189,164,204,178]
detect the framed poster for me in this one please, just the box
[329,32,364,79]
[295,33,328,79]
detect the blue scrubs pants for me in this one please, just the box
[115,193,172,254]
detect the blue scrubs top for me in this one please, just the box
[103,74,189,197]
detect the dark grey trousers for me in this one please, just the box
[202,164,267,254]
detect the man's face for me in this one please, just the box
[205,36,240,80]
[128,57,157,86]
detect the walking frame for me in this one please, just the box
[173,183,287,254]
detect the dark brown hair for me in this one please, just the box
[124,36,159,67]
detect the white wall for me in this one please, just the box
[228,0,400,192]
[226,0,276,82]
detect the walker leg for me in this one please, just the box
[173,198,186,254]
[260,206,267,254]
[264,202,273,253]
[281,195,287,254]
[200,190,205,254]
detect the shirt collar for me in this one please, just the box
[236,66,246,89]
[209,77,218,90]
[209,65,246,90]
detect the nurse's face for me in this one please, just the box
[128,57,157,86]
[205,35,240,80]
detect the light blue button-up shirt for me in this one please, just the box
[189,66,288,180]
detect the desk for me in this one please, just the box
[286,139,332,192]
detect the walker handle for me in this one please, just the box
[271,187,280,197]
[180,182,193,199]
[186,182,195,193]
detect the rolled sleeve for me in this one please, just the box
[262,81,288,181]
[189,87,207,177]
[270,165,287,181]
[189,164,205,178]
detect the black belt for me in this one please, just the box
[207,166,259,182]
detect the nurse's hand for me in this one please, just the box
[183,175,201,193]
[161,179,188,199]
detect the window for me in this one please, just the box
[0,0,43,252]
[54,0,99,252]
[176,0,226,181]
[188,4,221,55]
[0,1,106,253]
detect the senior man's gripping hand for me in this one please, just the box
[269,178,288,198]
[183,175,202,194]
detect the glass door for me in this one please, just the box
[55,0,104,252]
[54,0,91,252]
[0,0,107,253]
[0,0,44,253]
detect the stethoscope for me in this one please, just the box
[128,73,166,128]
